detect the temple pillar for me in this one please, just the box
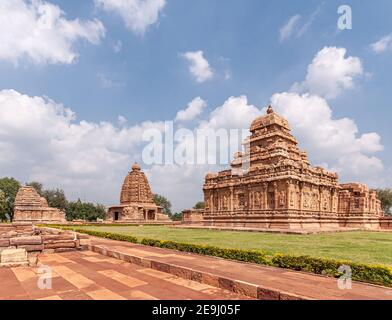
[230,187,234,211]
[263,183,268,210]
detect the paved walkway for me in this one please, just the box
[0,251,249,300]
[89,237,392,300]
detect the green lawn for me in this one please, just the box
[78,225,392,266]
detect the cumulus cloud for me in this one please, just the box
[370,34,392,53]
[175,97,207,122]
[291,47,363,99]
[182,51,214,83]
[0,0,105,65]
[270,47,384,185]
[95,0,165,35]
[199,96,262,130]
[279,15,301,41]
[0,89,164,204]
[271,92,383,178]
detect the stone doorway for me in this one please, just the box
[147,210,155,221]
[114,212,120,221]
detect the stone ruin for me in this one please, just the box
[107,163,171,223]
[0,223,88,268]
[183,106,390,230]
[13,186,66,223]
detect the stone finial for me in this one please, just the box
[267,105,274,114]
[132,162,141,171]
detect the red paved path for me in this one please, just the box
[0,250,249,300]
[90,237,392,300]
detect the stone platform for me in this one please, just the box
[87,237,392,300]
[0,251,247,300]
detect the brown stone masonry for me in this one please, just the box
[13,186,66,223]
[0,223,86,267]
[107,163,171,223]
[184,106,388,230]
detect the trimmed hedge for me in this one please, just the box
[61,228,138,244]
[141,238,269,264]
[272,254,392,287]
[52,226,392,287]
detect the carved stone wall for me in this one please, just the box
[107,163,171,223]
[191,106,386,230]
[13,186,66,223]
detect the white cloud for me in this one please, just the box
[182,51,214,83]
[95,0,165,35]
[291,47,363,99]
[199,96,262,130]
[0,0,105,65]
[370,34,392,53]
[279,15,301,41]
[279,5,322,42]
[175,97,207,122]
[0,89,164,205]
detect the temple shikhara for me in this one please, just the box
[13,186,66,223]
[107,163,171,223]
[183,106,387,230]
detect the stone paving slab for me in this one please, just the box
[88,237,392,300]
[0,251,250,300]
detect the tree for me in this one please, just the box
[376,189,392,216]
[0,177,21,221]
[0,190,8,222]
[169,212,183,221]
[42,189,68,211]
[153,194,172,216]
[193,201,205,209]
[65,199,106,221]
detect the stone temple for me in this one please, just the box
[183,106,387,230]
[13,186,66,223]
[107,163,171,223]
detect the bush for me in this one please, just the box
[140,238,269,264]
[271,254,392,287]
[50,226,392,287]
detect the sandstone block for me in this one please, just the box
[257,287,280,300]
[18,244,44,252]
[10,236,42,246]
[44,241,76,249]
[79,239,91,246]
[0,248,27,264]
[42,234,75,242]
[0,239,10,247]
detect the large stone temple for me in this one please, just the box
[183,106,388,230]
[13,186,66,223]
[107,163,171,223]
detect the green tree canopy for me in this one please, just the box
[193,201,205,209]
[376,189,392,216]
[153,194,172,216]
[0,177,21,221]
[0,190,8,221]
[65,199,106,221]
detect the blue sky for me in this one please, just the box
[0,0,391,211]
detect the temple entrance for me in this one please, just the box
[114,212,120,221]
[147,210,155,221]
